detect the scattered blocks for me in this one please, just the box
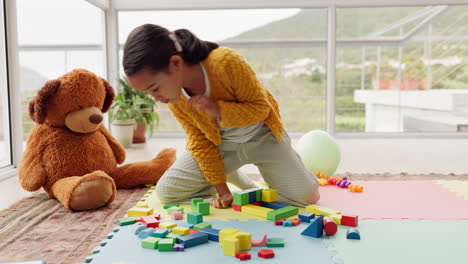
[141,215,160,228]
[267,238,285,247]
[187,212,203,225]
[261,201,291,210]
[158,238,175,251]
[166,232,183,239]
[274,219,285,226]
[173,243,185,251]
[117,217,136,226]
[199,227,220,242]
[258,249,275,259]
[346,228,361,240]
[159,222,177,229]
[141,237,160,249]
[196,202,210,216]
[342,214,358,227]
[167,206,184,215]
[323,217,338,236]
[134,225,146,235]
[282,220,293,227]
[233,204,242,211]
[177,232,209,248]
[252,232,267,247]
[267,206,299,221]
[262,189,278,202]
[189,229,199,234]
[194,222,212,230]
[236,252,252,261]
[191,198,204,211]
[171,211,183,220]
[172,226,191,235]
[298,211,315,223]
[219,228,239,247]
[163,203,180,209]
[152,228,170,238]
[241,204,274,218]
[127,207,153,217]
[301,215,324,238]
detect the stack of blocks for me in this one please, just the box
[233,188,299,221]
[191,198,210,215]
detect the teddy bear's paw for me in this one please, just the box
[69,172,116,211]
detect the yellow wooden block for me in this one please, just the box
[135,201,148,208]
[232,232,251,251]
[331,214,342,225]
[305,204,320,213]
[222,237,239,257]
[159,222,177,229]
[241,204,273,218]
[315,206,341,217]
[172,226,190,235]
[127,207,153,217]
[261,189,278,202]
[219,228,239,247]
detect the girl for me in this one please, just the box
[123,24,319,208]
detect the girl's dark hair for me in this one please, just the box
[123,24,219,76]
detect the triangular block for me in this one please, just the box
[301,215,323,238]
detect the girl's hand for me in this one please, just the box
[187,95,220,118]
[210,193,233,209]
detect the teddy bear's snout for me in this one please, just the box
[89,114,103,124]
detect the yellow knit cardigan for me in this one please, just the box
[168,47,284,184]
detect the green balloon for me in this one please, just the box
[296,130,340,177]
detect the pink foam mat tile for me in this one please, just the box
[317,180,468,220]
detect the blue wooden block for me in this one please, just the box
[346,228,361,240]
[301,215,323,238]
[134,225,146,235]
[151,228,170,238]
[177,222,195,229]
[199,227,220,242]
[176,232,209,248]
[282,220,293,227]
[249,190,257,203]
[261,201,291,210]
[298,211,315,223]
[138,228,155,239]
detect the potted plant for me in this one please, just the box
[109,78,159,148]
[402,56,427,90]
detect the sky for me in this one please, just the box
[16,0,299,45]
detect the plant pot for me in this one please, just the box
[111,119,135,148]
[133,123,147,144]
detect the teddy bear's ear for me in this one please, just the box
[101,78,115,113]
[28,79,61,124]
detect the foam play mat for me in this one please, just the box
[83,180,468,264]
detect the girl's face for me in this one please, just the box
[127,56,184,104]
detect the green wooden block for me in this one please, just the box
[187,212,203,225]
[197,202,210,215]
[266,206,299,221]
[163,203,179,209]
[191,198,204,211]
[117,217,136,226]
[166,232,182,239]
[158,238,175,251]
[141,237,160,249]
[256,189,262,202]
[194,222,212,230]
[233,192,250,206]
[267,238,285,247]
[167,206,184,214]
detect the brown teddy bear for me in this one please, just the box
[18,69,176,211]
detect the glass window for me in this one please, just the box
[0,0,12,167]
[336,6,468,133]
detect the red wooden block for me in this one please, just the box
[258,249,275,259]
[233,204,242,212]
[141,215,159,228]
[341,214,358,227]
[323,217,337,236]
[291,218,302,226]
[148,213,161,220]
[274,219,284,226]
[236,252,251,260]
[251,201,261,206]
[189,229,199,234]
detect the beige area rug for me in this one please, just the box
[1,173,467,264]
[0,188,148,264]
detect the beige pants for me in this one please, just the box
[156,125,319,207]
